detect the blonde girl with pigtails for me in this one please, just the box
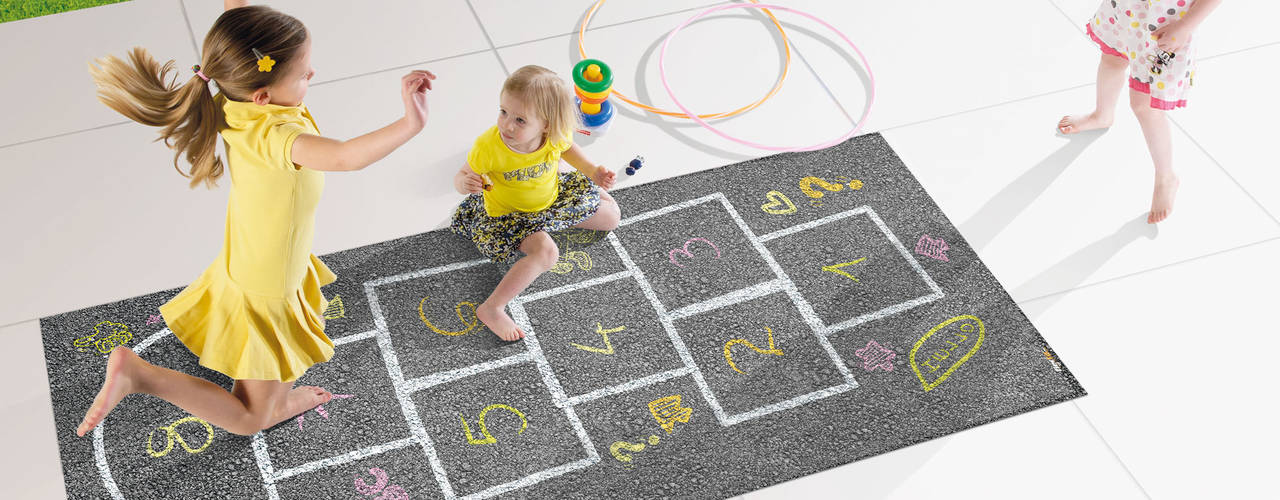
[77,0,435,438]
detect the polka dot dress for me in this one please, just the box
[1088,0,1197,109]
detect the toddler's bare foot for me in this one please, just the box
[1057,113,1113,134]
[270,386,333,427]
[477,302,525,341]
[1148,173,1180,224]
[77,347,143,437]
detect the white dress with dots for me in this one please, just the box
[1088,0,1197,109]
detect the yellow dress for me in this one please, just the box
[159,95,336,382]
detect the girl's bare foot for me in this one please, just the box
[1057,113,1114,134]
[77,346,144,437]
[476,302,525,341]
[270,386,333,426]
[1148,173,1180,224]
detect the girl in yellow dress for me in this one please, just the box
[77,1,435,437]
[451,65,621,341]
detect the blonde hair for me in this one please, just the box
[88,6,308,188]
[502,65,578,147]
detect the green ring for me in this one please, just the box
[572,59,612,94]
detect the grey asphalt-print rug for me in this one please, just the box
[41,133,1084,499]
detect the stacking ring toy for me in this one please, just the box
[659,3,875,152]
[578,0,791,120]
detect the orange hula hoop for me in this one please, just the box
[577,0,792,120]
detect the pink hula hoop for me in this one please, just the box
[659,4,875,152]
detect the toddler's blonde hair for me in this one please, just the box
[501,65,578,147]
[88,6,308,188]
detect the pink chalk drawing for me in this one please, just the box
[295,394,354,430]
[855,340,896,372]
[145,314,163,325]
[355,467,409,499]
[669,237,722,268]
[914,234,950,262]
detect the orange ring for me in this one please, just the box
[577,0,791,120]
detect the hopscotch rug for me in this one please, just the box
[41,133,1084,499]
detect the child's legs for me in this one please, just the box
[1128,88,1179,223]
[573,190,621,231]
[477,232,559,340]
[78,346,328,437]
[1092,53,1130,119]
[1128,89,1173,175]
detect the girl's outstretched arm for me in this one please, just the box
[225,0,248,11]
[562,143,616,189]
[292,70,435,172]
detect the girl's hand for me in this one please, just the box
[592,165,616,190]
[457,170,485,194]
[1152,22,1193,53]
[401,70,436,131]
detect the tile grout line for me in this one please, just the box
[879,82,1096,134]
[493,0,725,51]
[1168,116,1280,227]
[0,120,133,151]
[1017,235,1280,306]
[1045,0,1084,34]
[463,0,509,77]
[1071,401,1154,499]
[176,0,200,58]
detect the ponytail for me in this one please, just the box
[90,47,224,188]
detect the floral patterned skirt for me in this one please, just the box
[450,171,601,262]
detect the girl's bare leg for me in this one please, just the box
[1128,89,1178,223]
[574,190,621,231]
[1059,53,1129,134]
[77,346,331,437]
[476,232,559,341]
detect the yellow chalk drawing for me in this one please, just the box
[459,404,528,445]
[610,440,647,465]
[146,416,214,458]
[571,322,625,354]
[418,296,479,336]
[323,295,346,320]
[74,321,133,354]
[799,176,846,198]
[723,327,784,375]
[836,175,864,190]
[909,315,985,392]
[761,190,797,215]
[648,395,693,434]
[822,257,867,283]
[550,251,593,275]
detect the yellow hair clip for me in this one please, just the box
[251,48,275,72]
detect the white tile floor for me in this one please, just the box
[2,1,1274,498]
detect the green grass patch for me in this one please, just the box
[0,0,130,24]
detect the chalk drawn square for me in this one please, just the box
[759,207,943,334]
[272,441,446,500]
[671,292,855,425]
[518,276,685,404]
[522,228,626,296]
[95,334,267,499]
[367,260,527,381]
[613,195,775,313]
[409,361,597,499]
[572,377,722,472]
[260,335,410,472]
[318,277,375,341]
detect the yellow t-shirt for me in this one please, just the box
[467,126,571,217]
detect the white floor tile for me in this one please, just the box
[471,0,719,48]
[0,51,507,326]
[745,402,1146,500]
[0,0,196,147]
[1170,43,1280,221]
[1021,238,1280,500]
[496,9,856,178]
[0,320,67,500]
[880,85,1280,302]
[181,0,491,85]
[778,0,1100,133]
[1048,0,1278,59]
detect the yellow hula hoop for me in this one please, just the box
[577,0,791,119]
